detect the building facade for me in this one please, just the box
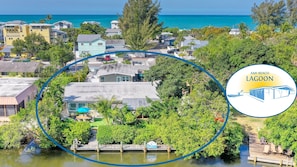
[0,78,38,122]
[77,34,106,57]
[3,21,53,45]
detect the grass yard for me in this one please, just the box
[232,115,266,137]
[90,118,108,128]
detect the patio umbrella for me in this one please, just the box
[76,107,90,114]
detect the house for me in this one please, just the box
[29,23,52,44]
[105,39,127,52]
[3,20,28,45]
[50,29,68,43]
[229,28,240,35]
[180,36,209,50]
[111,20,119,29]
[77,34,106,57]
[3,21,53,45]
[0,78,38,122]
[159,32,175,46]
[105,20,122,37]
[82,21,100,25]
[63,82,160,115]
[105,28,122,37]
[89,63,148,82]
[53,20,73,30]
[0,62,42,76]
[0,45,15,57]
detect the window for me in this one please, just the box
[122,76,129,82]
[81,43,84,46]
[98,43,102,46]
[116,76,121,82]
[6,105,15,116]
[69,103,76,111]
[0,105,4,116]
[89,43,92,46]
[78,103,86,108]
[100,77,104,82]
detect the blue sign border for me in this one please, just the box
[35,50,230,167]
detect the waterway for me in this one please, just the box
[0,145,278,167]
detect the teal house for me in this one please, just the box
[77,34,106,57]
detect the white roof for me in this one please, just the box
[0,78,38,97]
[64,82,159,102]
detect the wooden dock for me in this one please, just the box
[248,133,295,166]
[71,143,175,153]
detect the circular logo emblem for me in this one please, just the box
[226,64,296,117]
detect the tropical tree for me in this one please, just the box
[11,39,25,57]
[90,97,117,125]
[80,23,106,36]
[251,0,286,26]
[24,33,50,57]
[119,0,163,50]
[286,0,297,26]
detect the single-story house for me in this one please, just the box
[63,82,160,115]
[0,78,38,121]
[105,28,122,37]
[77,34,106,57]
[88,63,148,82]
[105,39,128,52]
[180,36,209,50]
[0,45,16,57]
[229,28,240,35]
[0,62,42,76]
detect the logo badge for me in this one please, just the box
[226,64,296,117]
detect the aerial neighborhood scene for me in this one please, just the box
[0,0,297,166]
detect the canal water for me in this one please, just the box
[0,145,278,167]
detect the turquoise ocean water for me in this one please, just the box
[0,15,256,30]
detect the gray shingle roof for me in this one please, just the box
[77,34,102,43]
[63,82,160,109]
[0,62,41,73]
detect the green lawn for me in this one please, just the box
[90,118,108,128]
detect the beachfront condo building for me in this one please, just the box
[3,21,52,45]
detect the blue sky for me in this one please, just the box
[0,0,265,15]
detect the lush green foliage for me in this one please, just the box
[12,33,50,57]
[119,0,163,50]
[259,101,297,161]
[97,125,113,144]
[252,0,297,27]
[63,121,91,147]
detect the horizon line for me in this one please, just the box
[0,14,252,16]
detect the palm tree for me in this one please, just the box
[90,96,117,125]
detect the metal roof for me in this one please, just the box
[63,82,160,106]
[77,34,103,43]
[0,77,38,98]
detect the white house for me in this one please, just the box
[180,36,209,50]
[53,20,73,30]
[229,28,240,35]
[111,20,119,29]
